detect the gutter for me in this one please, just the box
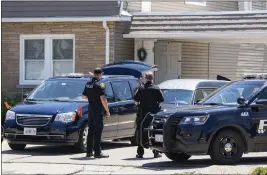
[103,21,110,64]
[2,16,131,22]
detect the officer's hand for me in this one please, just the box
[105,112,110,118]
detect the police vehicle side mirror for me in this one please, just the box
[237,97,246,106]
[195,100,201,104]
[255,99,267,106]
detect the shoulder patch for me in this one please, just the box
[100,83,105,89]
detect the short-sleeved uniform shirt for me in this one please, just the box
[82,77,105,114]
[134,81,164,114]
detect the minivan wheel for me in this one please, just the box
[210,130,244,165]
[165,152,191,162]
[74,123,88,153]
[8,143,26,151]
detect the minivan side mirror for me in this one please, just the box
[23,93,29,99]
[237,97,246,106]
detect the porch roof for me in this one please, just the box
[123,11,267,42]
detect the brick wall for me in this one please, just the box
[1,21,115,96]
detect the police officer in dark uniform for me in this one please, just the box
[82,68,110,158]
[134,71,164,158]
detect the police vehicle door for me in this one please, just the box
[111,81,136,138]
[249,87,267,151]
[102,82,119,139]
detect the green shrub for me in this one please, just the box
[252,167,267,175]
[1,94,23,124]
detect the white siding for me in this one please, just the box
[151,1,238,12]
[252,1,267,10]
[181,42,209,79]
[123,1,141,12]
[209,43,267,80]
[181,42,267,80]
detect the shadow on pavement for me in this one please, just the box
[2,141,131,156]
[139,156,267,171]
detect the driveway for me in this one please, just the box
[2,141,267,174]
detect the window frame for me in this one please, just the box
[111,80,134,102]
[104,81,116,103]
[185,0,206,6]
[20,34,75,85]
[193,87,218,104]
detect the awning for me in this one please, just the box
[124,11,267,42]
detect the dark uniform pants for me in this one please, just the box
[87,107,104,155]
[136,109,157,156]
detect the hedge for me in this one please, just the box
[1,94,23,124]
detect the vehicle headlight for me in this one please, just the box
[54,112,76,123]
[180,115,209,125]
[5,110,15,120]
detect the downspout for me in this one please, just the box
[103,21,110,64]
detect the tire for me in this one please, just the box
[74,123,88,153]
[210,130,244,165]
[8,143,26,151]
[130,130,138,146]
[165,152,191,162]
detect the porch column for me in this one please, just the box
[134,39,156,65]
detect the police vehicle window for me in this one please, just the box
[112,81,133,101]
[104,82,115,103]
[194,90,205,103]
[129,80,140,95]
[27,79,88,102]
[257,88,267,100]
[202,83,263,106]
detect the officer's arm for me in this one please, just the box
[133,87,141,103]
[98,84,110,114]
[157,88,164,103]
[82,85,88,100]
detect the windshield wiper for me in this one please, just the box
[48,98,70,102]
[26,99,38,101]
[203,102,223,106]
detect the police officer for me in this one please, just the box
[82,68,110,158]
[134,71,164,158]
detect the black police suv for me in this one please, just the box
[4,61,157,152]
[147,79,267,164]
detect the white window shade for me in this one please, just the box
[185,0,206,6]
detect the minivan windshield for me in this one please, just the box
[201,82,263,106]
[27,79,89,102]
[161,89,193,105]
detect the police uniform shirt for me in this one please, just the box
[82,77,105,112]
[134,81,164,113]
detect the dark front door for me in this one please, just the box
[112,81,137,138]
[249,87,267,151]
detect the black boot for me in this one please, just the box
[153,150,162,158]
[136,154,143,158]
[86,153,93,157]
[94,153,109,158]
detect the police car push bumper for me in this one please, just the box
[146,114,210,154]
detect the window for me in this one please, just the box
[112,81,133,101]
[104,82,115,103]
[20,35,75,85]
[257,88,267,101]
[129,79,141,95]
[185,0,206,6]
[194,88,217,103]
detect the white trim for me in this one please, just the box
[103,21,110,64]
[2,16,131,23]
[123,31,267,43]
[141,1,151,12]
[185,0,206,7]
[238,1,252,11]
[19,34,75,85]
[132,10,267,16]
